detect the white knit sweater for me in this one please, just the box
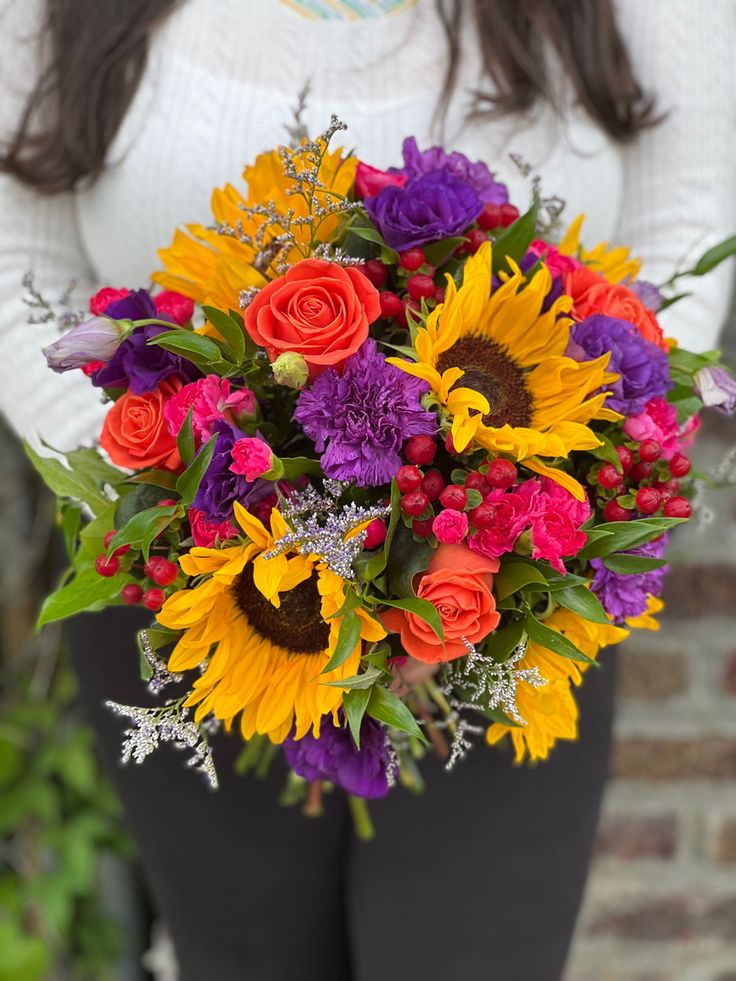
[1,0,735,450]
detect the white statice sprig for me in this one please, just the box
[139,629,184,696]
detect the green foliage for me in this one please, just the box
[491,197,539,276]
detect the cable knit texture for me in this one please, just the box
[1,0,735,449]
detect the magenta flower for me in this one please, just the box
[432,509,468,544]
[624,397,680,460]
[229,437,274,481]
[164,376,257,446]
[468,485,540,560]
[188,507,238,547]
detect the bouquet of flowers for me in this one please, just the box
[31,117,736,836]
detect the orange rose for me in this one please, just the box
[565,266,667,350]
[100,378,182,471]
[382,543,501,663]
[244,258,381,379]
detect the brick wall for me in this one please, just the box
[566,322,736,980]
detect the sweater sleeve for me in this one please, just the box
[615,0,736,351]
[0,0,107,450]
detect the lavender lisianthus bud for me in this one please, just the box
[43,316,128,372]
[694,365,736,415]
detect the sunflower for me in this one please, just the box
[486,607,628,763]
[558,214,642,283]
[157,502,385,744]
[153,142,358,314]
[388,240,620,499]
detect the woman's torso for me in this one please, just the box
[76,0,623,286]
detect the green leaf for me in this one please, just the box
[589,433,624,472]
[115,481,176,530]
[491,197,539,276]
[366,686,426,742]
[147,329,223,364]
[37,568,127,626]
[423,237,466,267]
[343,688,372,748]
[379,596,443,641]
[658,291,692,311]
[555,585,611,624]
[24,443,110,514]
[59,504,82,560]
[344,222,400,263]
[63,447,125,488]
[108,504,178,561]
[524,612,596,665]
[279,456,323,481]
[602,554,668,574]
[386,525,431,597]
[494,559,548,600]
[364,478,400,582]
[577,517,686,558]
[175,433,218,505]
[176,407,196,466]
[481,706,522,728]
[125,468,179,491]
[692,234,736,276]
[484,617,526,662]
[322,664,386,690]
[202,306,247,363]
[320,610,362,675]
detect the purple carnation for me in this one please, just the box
[568,315,672,415]
[365,170,482,251]
[91,288,201,394]
[398,136,509,205]
[590,533,669,624]
[192,419,272,523]
[295,340,436,487]
[283,716,395,799]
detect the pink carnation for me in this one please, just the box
[89,286,129,315]
[528,240,581,277]
[230,437,274,481]
[164,375,257,445]
[188,507,238,547]
[468,485,540,559]
[528,480,591,575]
[432,509,468,545]
[154,290,194,325]
[623,397,679,460]
[354,161,407,199]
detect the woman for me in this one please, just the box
[1,1,734,978]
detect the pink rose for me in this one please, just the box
[230,437,274,481]
[432,509,469,544]
[154,290,194,325]
[188,507,238,547]
[623,397,679,460]
[468,486,539,559]
[528,240,581,277]
[164,375,257,445]
[354,161,407,199]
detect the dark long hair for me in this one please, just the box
[2,0,656,194]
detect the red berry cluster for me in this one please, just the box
[592,440,692,522]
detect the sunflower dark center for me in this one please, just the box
[436,335,533,428]
[232,565,330,655]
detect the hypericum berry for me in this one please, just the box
[663,496,692,518]
[421,469,445,502]
[143,556,178,587]
[669,453,692,477]
[399,248,426,271]
[465,471,490,496]
[635,487,662,515]
[500,203,520,227]
[654,478,680,499]
[434,286,446,304]
[439,485,468,511]
[462,228,489,254]
[603,498,632,522]
[469,502,496,529]
[486,459,517,489]
[157,498,177,507]
[103,530,130,556]
[95,554,119,577]
[477,203,504,231]
[412,517,435,537]
[637,439,661,463]
[361,259,389,289]
[597,463,624,490]
[396,297,421,329]
[363,518,387,550]
[396,465,423,493]
[379,291,403,320]
[444,432,457,454]
[406,273,436,301]
[404,434,437,467]
[141,588,166,612]
[629,461,654,483]
[121,584,143,605]
[615,445,634,473]
[401,491,430,517]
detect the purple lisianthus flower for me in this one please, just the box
[283,716,395,799]
[398,136,509,205]
[43,316,128,372]
[192,419,272,523]
[91,322,202,394]
[590,534,669,624]
[630,280,663,313]
[694,365,736,415]
[295,340,436,487]
[365,170,482,251]
[568,315,672,415]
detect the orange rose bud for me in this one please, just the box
[381,543,501,663]
[244,258,381,380]
[100,377,182,471]
[564,266,666,350]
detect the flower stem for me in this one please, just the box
[348,795,375,841]
[303,780,324,818]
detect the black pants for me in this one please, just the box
[67,606,616,981]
